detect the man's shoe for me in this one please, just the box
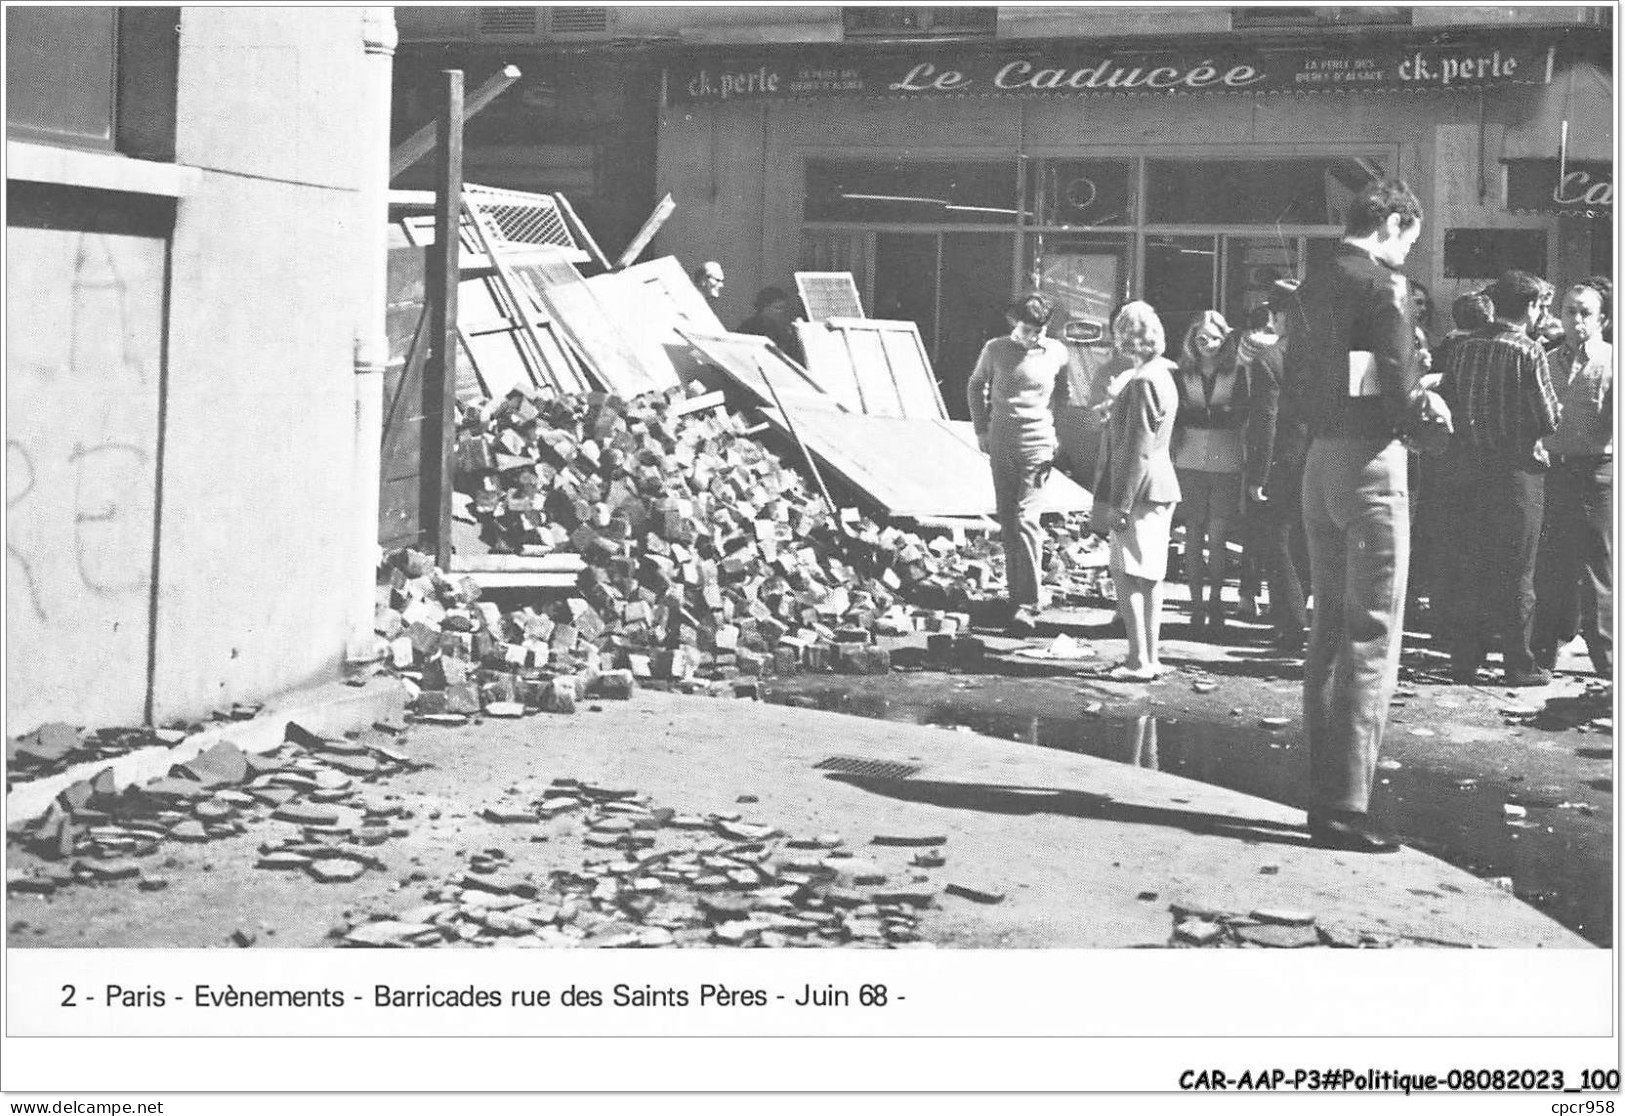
[1504,667,1553,688]
[1308,811,1400,854]
[1006,609,1038,637]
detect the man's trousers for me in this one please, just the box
[1534,454,1613,674]
[1301,437,1410,815]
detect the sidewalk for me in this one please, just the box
[5,682,1589,949]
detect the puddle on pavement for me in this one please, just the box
[767,684,1612,947]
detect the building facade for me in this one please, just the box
[6,8,396,731]
[397,5,1611,468]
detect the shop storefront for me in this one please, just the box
[655,24,1609,468]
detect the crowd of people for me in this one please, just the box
[969,179,1612,852]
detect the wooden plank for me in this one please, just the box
[450,553,586,574]
[669,390,727,417]
[423,69,463,569]
[614,193,675,270]
[553,192,610,272]
[452,570,581,590]
[390,65,521,180]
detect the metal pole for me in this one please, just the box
[423,69,463,568]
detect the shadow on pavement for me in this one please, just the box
[824,771,1316,849]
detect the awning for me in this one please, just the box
[665,28,1570,104]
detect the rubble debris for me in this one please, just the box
[331,781,942,949]
[944,882,1005,905]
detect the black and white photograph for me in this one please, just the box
[2,1,1618,1105]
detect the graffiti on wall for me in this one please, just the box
[6,224,164,728]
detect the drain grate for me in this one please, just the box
[813,755,920,780]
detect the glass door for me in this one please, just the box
[1142,234,1218,353]
[873,231,1014,421]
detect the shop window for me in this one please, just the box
[6,7,178,160]
[1232,7,1410,28]
[1029,160,1134,228]
[1443,228,1548,280]
[842,7,997,38]
[805,158,1020,225]
[1145,157,1383,227]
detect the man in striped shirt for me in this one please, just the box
[1434,270,1563,686]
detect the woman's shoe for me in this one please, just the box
[1108,664,1160,682]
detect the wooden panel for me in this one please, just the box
[513,253,675,399]
[797,317,947,421]
[767,409,1091,518]
[794,321,865,411]
[679,330,845,414]
[841,328,904,417]
[876,325,946,419]
[582,257,716,389]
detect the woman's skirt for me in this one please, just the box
[1111,501,1176,582]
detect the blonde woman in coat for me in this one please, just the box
[1092,301,1182,680]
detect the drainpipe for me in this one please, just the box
[349,6,397,664]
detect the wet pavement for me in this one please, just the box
[764,662,1614,946]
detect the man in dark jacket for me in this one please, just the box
[1435,271,1562,686]
[1279,179,1449,854]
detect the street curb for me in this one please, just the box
[5,676,409,826]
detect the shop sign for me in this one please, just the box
[667,33,1558,104]
[1505,159,1613,215]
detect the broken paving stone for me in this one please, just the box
[1236,923,1320,948]
[170,819,209,842]
[194,800,235,823]
[257,852,312,870]
[1259,717,1291,729]
[137,877,169,892]
[1174,919,1223,945]
[716,820,778,841]
[871,833,947,848]
[484,702,526,719]
[1250,908,1316,927]
[82,860,141,882]
[345,921,437,947]
[272,803,341,827]
[324,753,380,777]
[870,888,936,907]
[945,882,1005,905]
[1502,804,1528,819]
[911,851,946,869]
[307,859,368,883]
[7,873,56,895]
[482,807,539,824]
[1191,680,1219,694]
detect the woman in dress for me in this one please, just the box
[1091,301,1182,680]
[1171,310,1249,637]
[967,292,1070,634]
